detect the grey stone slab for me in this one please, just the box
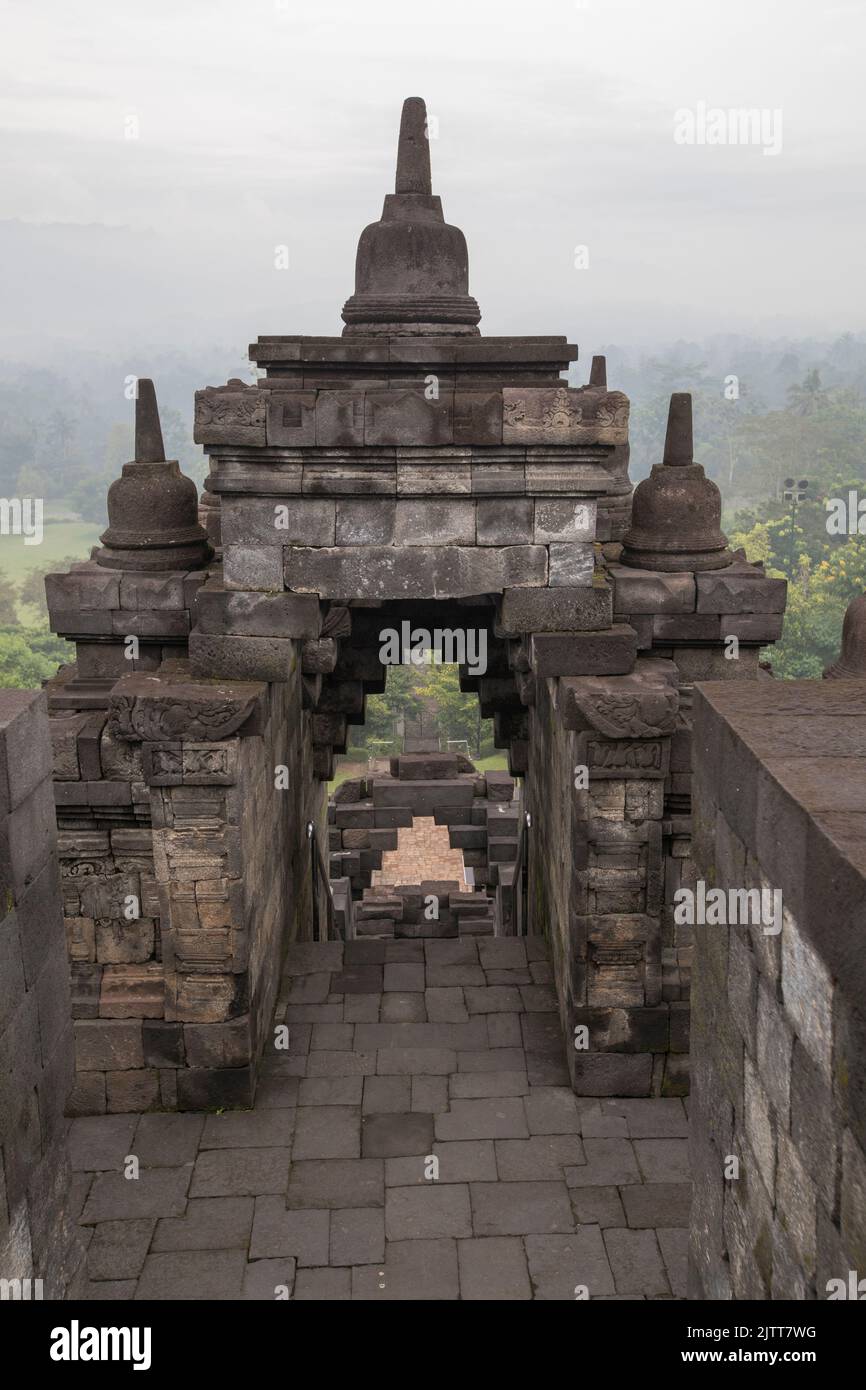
[200,1109,295,1150]
[457,1047,526,1073]
[363,1075,411,1114]
[478,939,527,969]
[519,985,558,1012]
[495,1134,585,1181]
[603,1227,669,1296]
[355,1019,488,1050]
[306,1050,377,1076]
[288,972,332,1004]
[153,1197,254,1251]
[525,1229,615,1299]
[433,1141,498,1183]
[578,1100,630,1138]
[286,943,343,975]
[80,1280,138,1300]
[351,1238,459,1300]
[381,992,427,1023]
[311,1023,355,1050]
[87,1218,155,1280]
[298,1076,363,1106]
[69,1115,138,1172]
[133,1113,205,1167]
[657,1227,689,1297]
[292,1106,361,1160]
[435,1099,530,1141]
[242,1259,297,1301]
[330,964,383,993]
[292,1267,351,1299]
[424,939,478,966]
[487,1014,523,1048]
[425,987,469,1022]
[386,1184,472,1240]
[384,1156,431,1186]
[458,1236,532,1300]
[569,1186,627,1228]
[376,1048,456,1075]
[411,1076,449,1113]
[256,1074,302,1109]
[286,1159,384,1210]
[450,1071,529,1099]
[362,1113,434,1158]
[426,964,486,988]
[343,993,381,1022]
[620,1183,692,1229]
[565,1138,640,1187]
[383,963,426,992]
[524,1087,583,1135]
[464,986,522,1013]
[330,1208,385,1266]
[81,1167,191,1223]
[606,1098,689,1137]
[633,1138,690,1184]
[189,1148,290,1198]
[249,1196,330,1264]
[470,1181,574,1236]
[135,1249,246,1300]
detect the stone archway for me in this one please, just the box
[43,98,785,1114]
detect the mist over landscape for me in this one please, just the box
[0,0,864,683]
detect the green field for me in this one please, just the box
[0,520,102,619]
[0,520,101,581]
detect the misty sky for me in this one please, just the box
[1,0,864,370]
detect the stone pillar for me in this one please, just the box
[0,690,84,1297]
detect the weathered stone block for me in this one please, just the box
[335,500,396,545]
[496,585,612,635]
[548,543,595,587]
[534,499,596,544]
[315,391,365,446]
[394,500,475,546]
[285,546,547,601]
[266,391,316,446]
[220,497,335,548]
[365,390,453,445]
[196,584,321,639]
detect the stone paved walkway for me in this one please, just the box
[71,936,690,1300]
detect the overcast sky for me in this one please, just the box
[1,0,864,368]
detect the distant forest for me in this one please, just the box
[0,331,864,685]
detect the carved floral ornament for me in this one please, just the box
[108,685,262,743]
[502,387,629,439]
[562,670,679,739]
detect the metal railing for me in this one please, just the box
[306,820,342,941]
[503,810,531,936]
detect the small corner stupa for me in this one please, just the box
[97,379,212,571]
[620,392,731,572]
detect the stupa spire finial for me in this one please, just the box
[395,96,432,195]
[134,378,166,463]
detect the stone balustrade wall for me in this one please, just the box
[689,679,866,1299]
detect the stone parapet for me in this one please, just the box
[689,679,866,1299]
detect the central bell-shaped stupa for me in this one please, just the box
[341,97,481,336]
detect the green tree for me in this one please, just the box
[0,626,68,688]
[0,571,18,626]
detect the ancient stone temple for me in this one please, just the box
[3,95,865,1306]
[34,97,790,1116]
